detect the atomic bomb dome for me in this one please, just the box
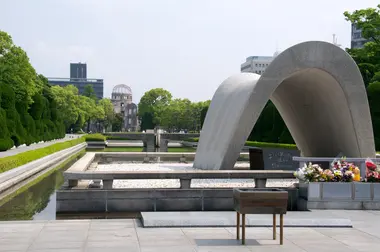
[111,84,138,132]
[111,84,133,103]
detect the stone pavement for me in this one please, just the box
[1,210,380,251]
[0,134,81,158]
[141,210,353,228]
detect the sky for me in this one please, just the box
[1,0,379,103]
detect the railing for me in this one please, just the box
[96,152,249,163]
[64,170,295,190]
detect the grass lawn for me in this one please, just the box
[167,147,196,152]
[87,147,144,152]
[87,147,196,152]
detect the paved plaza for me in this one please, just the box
[0,210,380,252]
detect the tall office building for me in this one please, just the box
[70,63,87,79]
[48,63,104,99]
[351,23,370,49]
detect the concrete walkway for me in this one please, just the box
[0,210,379,251]
[0,134,81,158]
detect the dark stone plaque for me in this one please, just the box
[262,148,300,171]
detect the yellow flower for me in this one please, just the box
[353,167,360,174]
[354,173,361,181]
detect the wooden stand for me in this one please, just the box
[233,188,288,245]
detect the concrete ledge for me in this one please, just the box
[66,153,95,172]
[56,188,299,213]
[0,143,86,194]
[297,182,380,210]
[64,170,295,180]
[86,141,106,149]
[140,211,353,228]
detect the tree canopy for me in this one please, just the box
[0,30,115,150]
[345,4,380,150]
[138,88,209,132]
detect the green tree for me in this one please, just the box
[345,5,380,149]
[200,106,208,129]
[140,112,154,131]
[0,31,41,105]
[98,98,115,131]
[138,88,172,126]
[344,5,380,87]
[112,113,124,132]
[50,85,80,130]
[0,30,67,150]
[0,84,27,146]
[83,84,97,101]
[367,82,380,150]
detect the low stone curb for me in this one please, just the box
[0,143,86,194]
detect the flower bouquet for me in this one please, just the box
[365,158,380,182]
[294,158,361,183]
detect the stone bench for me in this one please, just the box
[64,170,295,189]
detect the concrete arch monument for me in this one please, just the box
[194,41,376,170]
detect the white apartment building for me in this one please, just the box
[351,23,370,49]
[240,52,280,74]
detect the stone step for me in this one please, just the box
[141,211,353,228]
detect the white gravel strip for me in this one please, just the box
[96,162,298,188]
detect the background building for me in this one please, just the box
[111,84,139,132]
[70,62,87,79]
[240,52,280,74]
[47,63,104,99]
[351,23,370,49]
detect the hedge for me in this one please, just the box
[105,136,131,140]
[245,141,297,150]
[183,137,298,150]
[84,133,106,142]
[0,137,85,174]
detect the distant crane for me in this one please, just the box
[333,34,342,47]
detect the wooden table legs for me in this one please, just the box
[236,212,246,245]
[242,213,246,245]
[236,212,284,245]
[273,214,276,240]
[280,214,284,245]
[236,212,240,240]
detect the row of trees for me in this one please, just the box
[137,86,293,142]
[0,30,116,151]
[138,88,210,132]
[344,5,380,150]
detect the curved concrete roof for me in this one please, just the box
[193,41,375,170]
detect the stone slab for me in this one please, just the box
[262,148,300,170]
[3,210,380,251]
[141,211,353,228]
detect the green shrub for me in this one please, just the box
[84,133,105,142]
[0,138,14,152]
[106,136,130,140]
[183,137,298,149]
[245,141,297,150]
[0,108,12,150]
[0,137,85,174]
[183,137,199,142]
